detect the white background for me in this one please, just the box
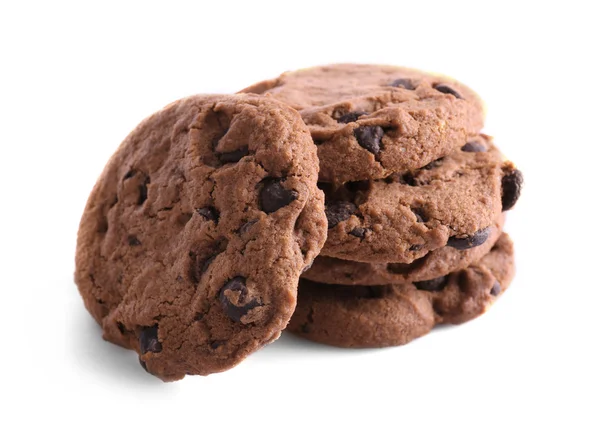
[1,1,599,421]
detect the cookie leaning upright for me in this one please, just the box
[240,64,485,184]
[75,94,327,381]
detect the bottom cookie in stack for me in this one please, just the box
[287,233,514,348]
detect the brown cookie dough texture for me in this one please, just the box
[304,214,504,286]
[240,63,485,184]
[287,233,515,348]
[319,134,504,263]
[75,94,327,381]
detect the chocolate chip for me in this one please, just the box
[219,277,261,323]
[461,141,487,152]
[336,111,368,123]
[325,201,357,229]
[409,244,423,251]
[490,281,502,296]
[259,179,298,213]
[217,146,249,164]
[447,226,491,250]
[434,84,463,99]
[176,275,184,282]
[411,207,428,223]
[194,312,204,321]
[390,78,416,90]
[139,325,162,354]
[354,126,384,155]
[127,235,141,246]
[139,357,148,372]
[501,168,523,211]
[117,322,126,334]
[210,341,223,349]
[414,277,448,292]
[196,206,219,222]
[138,176,150,205]
[349,227,366,238]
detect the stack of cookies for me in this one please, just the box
[241,65,523,347]
[75,64,522,381]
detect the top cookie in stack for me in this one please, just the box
[240,64,523,347]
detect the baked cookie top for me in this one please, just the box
[240,63,485,184]
[288,233,515,348]
[318,134,512,263]
[75,94,327,381]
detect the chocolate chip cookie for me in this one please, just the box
[75,94,327,381]
[240,63,485,184]
[318,134,519,263]
[304,214,504,286]
[287,233,515,348]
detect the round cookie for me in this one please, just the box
[287,233,515,348]
[75,94,327,381]
[318,134,518,263]
[240,63,485,184]
[304,214,504,286]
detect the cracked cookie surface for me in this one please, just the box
[75,94,327,381]
[318,134,515,263]
[240,63,485,184]
[287,233,515,348]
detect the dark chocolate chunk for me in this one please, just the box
[210,341,223,350]
[461,141,487,152]
[139,324,162,354]
[217,146,249,164]
[447,226,491,250]
[434,84,463,99]
[349,227,366,238]
[501,168,523,211]
[219,277,261,323]
[325,201,357,229]
[354,126,384,155]
[336,111,368,123]
[259,179,298,213]
[196,206,219,222]
[490,281,502,296]
[413,277,448,292]
[389,78,416,90]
